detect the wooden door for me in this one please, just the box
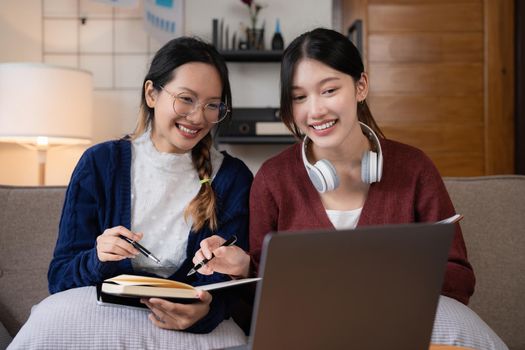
[341,0,514,176]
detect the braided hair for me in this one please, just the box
[133,37,232,231]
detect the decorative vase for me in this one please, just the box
[246,28,265,50]
[271,19,284,50]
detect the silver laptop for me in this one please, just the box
[225,223,454,350]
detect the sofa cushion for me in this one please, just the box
[0,321,12,350]
[0,185,66,336]
[444,176,525,350]
[8,286,247,350]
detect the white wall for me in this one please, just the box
[0,1,46,185]
[0,0,42,62]
[0,0,333,185]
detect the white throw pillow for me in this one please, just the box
[8,286,247,350]
[431,295,508,350]
[9,289,509,350]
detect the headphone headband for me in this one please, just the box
[301,122,383,192]
[358,122,383,181]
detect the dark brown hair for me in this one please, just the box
[133,37,232,232]
[280,28,384,139]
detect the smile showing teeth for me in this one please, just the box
[178,124,198,134]
[312,120,336,130]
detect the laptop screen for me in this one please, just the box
[247,223,454,350]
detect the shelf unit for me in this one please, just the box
[219,50,283,62]
[216,108,294,145]
[217,51,286,144]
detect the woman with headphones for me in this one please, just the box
[193,28,475,306]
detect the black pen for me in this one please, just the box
[121,236,161,264]
[187,235,237,276]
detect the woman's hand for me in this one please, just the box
[96,226,143,262]
[193,235,251,278]
[141,291,212,330]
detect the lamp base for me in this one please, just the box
[37,148,47,186]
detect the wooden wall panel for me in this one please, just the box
[426,153,485,176]
[368,33,483,63]
[368,0,480,4]
[484,0,515,174]
[381,124,484,155]
[368,96,483,124]
[342,0,369,65]
[368,4,483,32]
[341,0,514,175]
[364,0,485,175]
[369,63,483,95]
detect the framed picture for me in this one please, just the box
[144,0,185,45]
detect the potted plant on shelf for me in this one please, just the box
[241,0,266,50]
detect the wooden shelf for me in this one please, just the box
[219,50,283,62]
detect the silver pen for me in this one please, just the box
[187,235,237,276]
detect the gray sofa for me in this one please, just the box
[0,176,524,349]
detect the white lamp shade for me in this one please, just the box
[0,63,93,145]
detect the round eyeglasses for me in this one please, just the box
[160,86,230,124]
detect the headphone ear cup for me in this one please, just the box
[359,122,383,184]
[314,159,339,192]
[307,166,328,193]
[361,151,379,184]
[368,151,378,183]
[377,151,383,181]
[361,151,370,184]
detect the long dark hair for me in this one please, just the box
[133,37,232,232]
[280,28,384,139]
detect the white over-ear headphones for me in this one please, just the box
[301,122,383,193]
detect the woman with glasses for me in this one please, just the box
[47,37,253,333]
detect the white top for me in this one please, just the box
[130,130,224,278]
[326,207,363,230]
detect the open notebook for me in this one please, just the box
[97,274,260,309]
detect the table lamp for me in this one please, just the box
[0,63,93,185]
